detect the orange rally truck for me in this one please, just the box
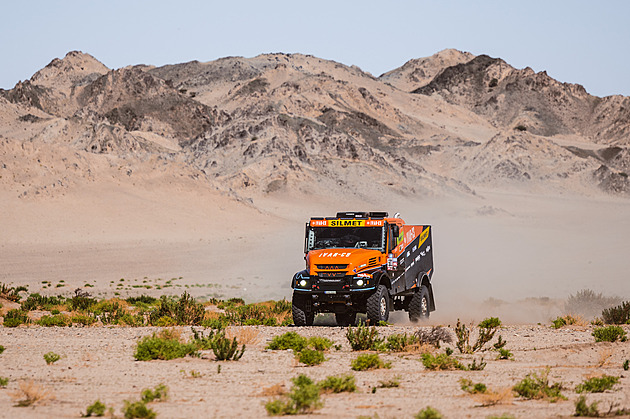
[291,211,435,326]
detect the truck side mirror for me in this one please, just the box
[392,225,399,238]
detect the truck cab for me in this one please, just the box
[291,211,435,326]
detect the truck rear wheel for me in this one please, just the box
[366,285,389,325]
[409,285,430,322]
[335,311,356,327]
[292,293,314,326]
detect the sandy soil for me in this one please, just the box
[0,324,629,418]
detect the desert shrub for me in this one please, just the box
[122,400,156,419]
[267,332,308,351]
[0,377,8,387]
[43,352,61,364]
[460,378,487,394]
[346,323,383,351]
[421,353,464,370]
[455,317,503,353]
[201,316,230,329]
[13,380,52,407]
[384,333,420,352]
[134,332,199,361]
[602,301,630,324]
[376,376,400,389]
[624,360,629,371]
[37,314,70,327]
[68,295,97,312]
[565,289,621,320]
[592,325,627,342]
[414,327,453,348]
[211,332,245,361]
[126,295,157,305]
[141,384,168,403]
[148,292,204,325]
[415,406,442,419]
[83,400,106,417]
[318,374,356,393]
[297,348,325,366]
[351,353,391,371]
[3,309,29,327]
[513,368,565,401]
[190,327,219,349]
[307,336,333,351]
[220,299,291,326]
[0,345,5,354]
[496,348,513,360]
[466,358,486,371]
[0,283,27,302]
[574,396,599,417]
[265,374,322,416]
[575,375,619,393]
[20,293,65,311]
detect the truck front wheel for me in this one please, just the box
[366,285,389,325]
[409,285,430,322]
[292,293,314,326]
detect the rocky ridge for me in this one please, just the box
[1,49,629,201]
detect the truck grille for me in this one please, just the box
[368,257,378,266]
[316,264,348,270]
[317,271,346,279]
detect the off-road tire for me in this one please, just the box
[409,284,430,322]
[335,311,356,327]
[292,293,314,326]
[366,285,389,325]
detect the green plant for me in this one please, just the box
[37,314,70,327]
[493,335,507,350]
[513,368,565,401]
[122,400,156,419]
[623,359,629,371]
[574,396,599,417]
[148,292,204,325]
[265,374,322,415]
[575,375,619,393]
[351,353,391,371]
[377,376,400,388]
[212,332,245,361]
[592,325,627,342]
[43,352,61,364]
[602,301,630,324]
[0,377,8,387]
[0,282,27,302]
[318,374,356,393]
[459,378,487,394]
[415,406,442,419]
[297,348,325,366]
[0,345,5,354]
[421,353,464,370]
[267,332,308,351]
[455,317,503,354]
[445,347,453,356]
[3,309,29,327]
[497,348,513,360]
[307,336,333,351]
[141,384,168,403]
[384,333,420,352]
[71,314,97,326]
[190,327,219,349]
[83,400,106,417]
[346,323,383,351]
[466,357,486,371]
[134,331,199,361]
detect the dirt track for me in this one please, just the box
[1,324,629,418]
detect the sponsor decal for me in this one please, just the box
[318,252,352,258]
[418,226,430,247]
[310,219,384,227]
[356,273,371,278]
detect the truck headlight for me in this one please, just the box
[356,279,364,286]
[299,279,308,287]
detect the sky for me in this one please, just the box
[1,0,629,97]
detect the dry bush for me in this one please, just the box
[475,387,514,407]
[226,327,261,346]
[401,343,435,354]
[12,380,54,407]
[565,289,621,320]
[260,383,286,397]
[156,328,183,342]
[415,326,454,348]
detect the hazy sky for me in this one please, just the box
[2,0,629,97]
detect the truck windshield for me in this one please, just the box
[307,226,385,251]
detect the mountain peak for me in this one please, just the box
[30,50,109,90]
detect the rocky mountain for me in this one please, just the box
[1,49,629,202]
